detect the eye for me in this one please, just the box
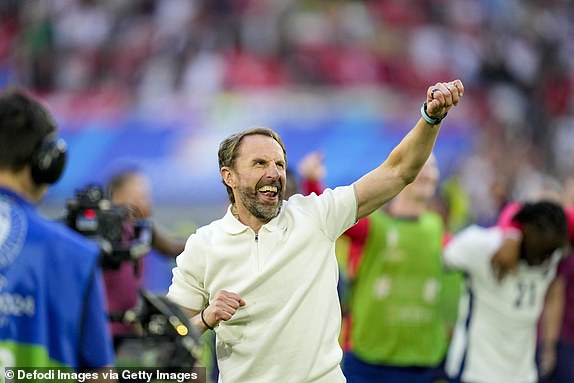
[277,162,286,169]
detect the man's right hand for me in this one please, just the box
[200,290,246,330]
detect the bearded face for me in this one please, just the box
[223,134,288,224]
[236,177,284,221]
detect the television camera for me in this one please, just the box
[64,184,152,269]
[111,289,203,369]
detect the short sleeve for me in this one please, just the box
[167,236,208,312]
[443,226,500,274]
[288,185,357,241]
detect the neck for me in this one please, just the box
[0,170,43,203]
[231,204,269,234]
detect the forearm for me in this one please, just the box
[385,116,442,179]
[191,311,211,334]
[151,225,186,257]
[541,278,565,348]
[353,80,463,220]
[538,277,565,377]
[179,306,211,335]
[354,118,440,219]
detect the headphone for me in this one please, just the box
[30,133,67,185]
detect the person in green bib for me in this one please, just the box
[339,155,455,383]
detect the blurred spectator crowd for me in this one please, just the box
[1,0,574,226]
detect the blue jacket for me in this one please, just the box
[0,188,114,368]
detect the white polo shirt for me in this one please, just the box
[168,185,357,383]
[443,226,561,383]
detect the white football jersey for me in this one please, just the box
[443,226,561,383]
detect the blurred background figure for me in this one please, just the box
[0,89,113,369]
[103,163,186,348]
[495,174,574,382]
[340,156,457,383]
[444,201,568,383]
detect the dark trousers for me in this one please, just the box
[343,352,440,383]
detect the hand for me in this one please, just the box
[297,151,326,182]
[124,203,147,220]
[202,290,246,329]
[426,80,464,119]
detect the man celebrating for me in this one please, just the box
[168,80,464,382]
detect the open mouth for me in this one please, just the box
[258,185,279,200]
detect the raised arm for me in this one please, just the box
[354,80,464,220]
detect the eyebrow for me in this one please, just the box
[251,157,285,165]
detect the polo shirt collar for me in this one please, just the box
[220,204,287,235]
[220,206,249,235]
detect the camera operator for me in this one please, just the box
[104,166,186,348]
[0,89,114,369]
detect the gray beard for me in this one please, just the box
[237,185,283,222]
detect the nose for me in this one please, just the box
[266,162,281,178]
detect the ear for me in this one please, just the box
[220,167,235,188]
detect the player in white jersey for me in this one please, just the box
[443,201,568,383]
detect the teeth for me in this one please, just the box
[259,186,278,193]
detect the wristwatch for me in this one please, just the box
[421,102,447,125]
